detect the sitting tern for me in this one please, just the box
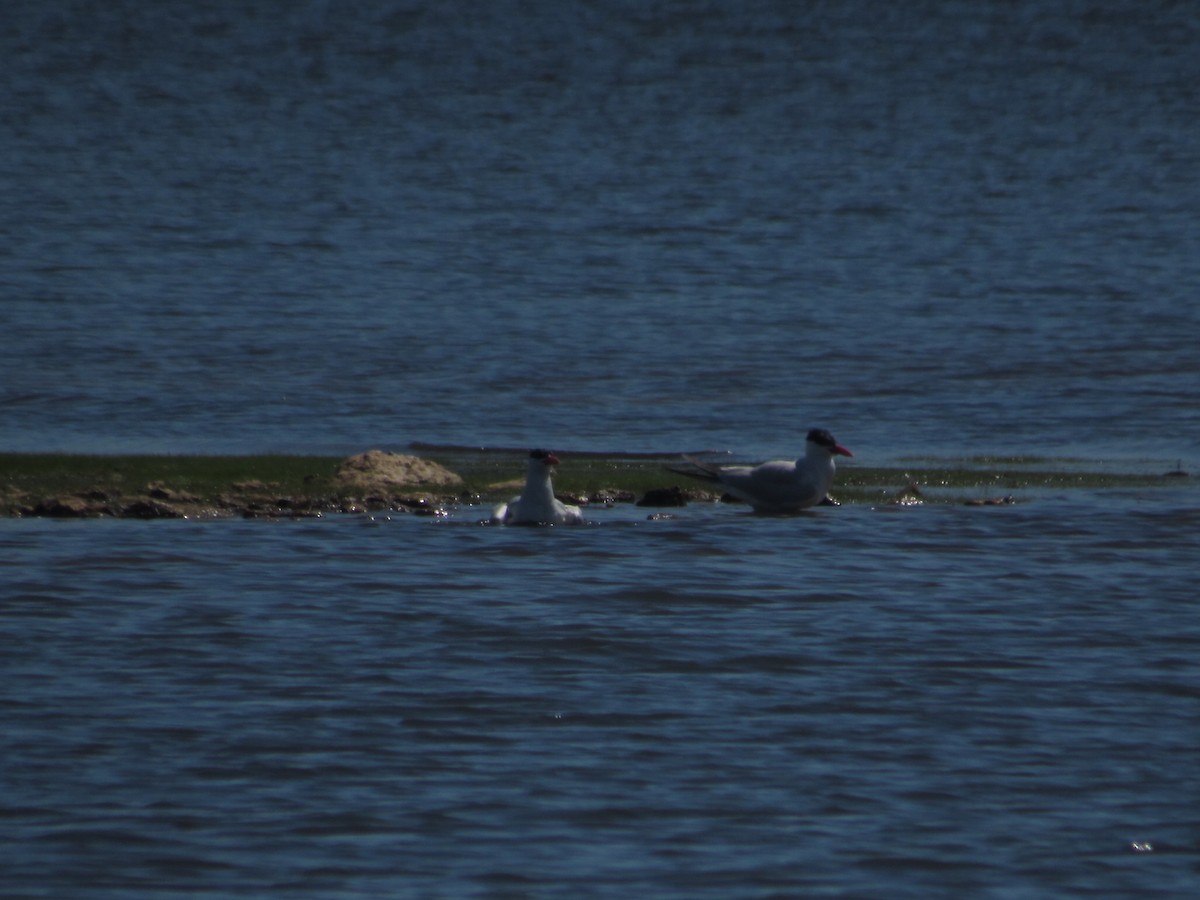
[491,449,585,525]
[668,428,853,514]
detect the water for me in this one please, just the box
[3,497,1199,898]
[3,1,1200,895]
[2,0,1198,462]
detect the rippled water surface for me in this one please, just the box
[3,0,1200,895]
[2,0,1199,462]
[3,490,1199,898]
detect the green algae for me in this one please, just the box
[1,453,340,500]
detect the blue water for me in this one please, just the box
[3,0,1198,462]
[2,1,1199,896]
[3,499,1199,898]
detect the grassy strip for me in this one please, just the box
[0,451,1189,518]
[0,453,339,496]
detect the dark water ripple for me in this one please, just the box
[2,492,1198,898]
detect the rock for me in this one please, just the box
[637,486,690,507]
[964,495,1016,506]
[335,450,463,492]
[589,489,636,505]
[393,494,437,510]
[25,496,104,518]
[146,482,201,503]
[145,481,198,502]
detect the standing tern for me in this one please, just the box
[668,428,853,514]
[491,449,585,525]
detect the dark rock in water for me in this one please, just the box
[121,499,183,519]
[393,494,440,512]
[637,486,689,507]
[964,495,1016,506]
[392,499,442,516]
[235,496,326,519]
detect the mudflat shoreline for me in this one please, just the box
[0,449,1188,519]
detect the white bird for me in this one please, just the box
[491,449,585,525]
[668,428,853,514]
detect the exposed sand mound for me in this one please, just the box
[335,450,463,491]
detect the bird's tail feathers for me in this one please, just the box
[665,455,723,483]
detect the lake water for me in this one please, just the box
[3,0,1199,464]
[3,496,1199,898]
[2,1,1199,896]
